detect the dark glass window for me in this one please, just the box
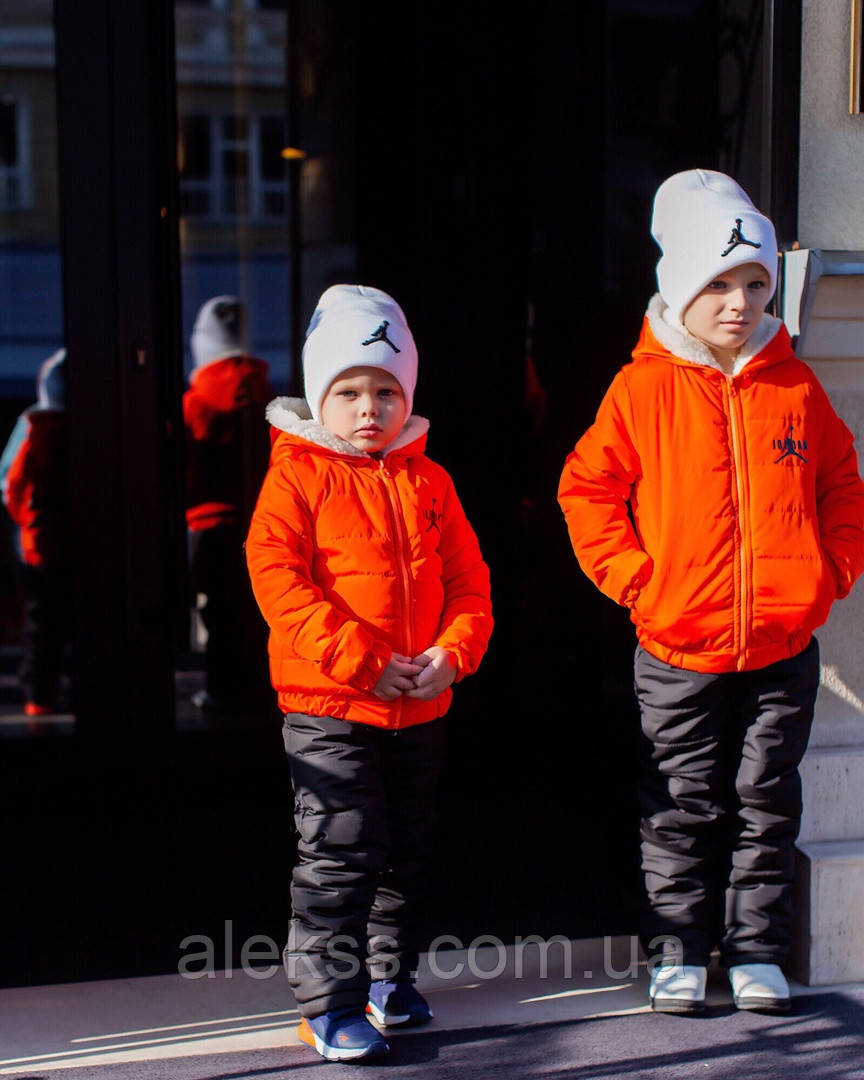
[1,3,70,733]
[221,114,248,141]
[0,99,17,167]
[179,187,210,215]
[180,114,211,179]
[222,147,249,179]
[259,115,284,181]
[261,189,285,216]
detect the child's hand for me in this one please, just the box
[373,653,424,701]
[404,647,458,701]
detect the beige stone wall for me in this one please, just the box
[799,0,864,247]
[798,275,864,743]
[792,271,864,983]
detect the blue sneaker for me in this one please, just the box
[297,1008,390,1062]
[367,979,433,1027]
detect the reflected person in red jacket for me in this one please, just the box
[183,296,273,714]
[1,349,70,715]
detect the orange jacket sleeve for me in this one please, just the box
[245,464,391,692]
[431,477,494,678]
[557,371,653,606]
[4,427,34,528]
[814,385,864,599]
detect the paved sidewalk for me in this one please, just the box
[1,937,863,1078]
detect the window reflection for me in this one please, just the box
[173,0,360,726]
[0,0,72,735]
[182,296,273,718]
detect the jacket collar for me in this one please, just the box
[642,293,785,375]
[266,396,430,458]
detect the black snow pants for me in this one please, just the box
[18,560,69,708]
[634,637,819,968]
[188,525,270,710]
[282,712,448,1018]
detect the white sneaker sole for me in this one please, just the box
[733,994,791,1012]
[650,995,706,1014]
[366,1000,434,1026]
[308,1030,389,1061]
[366,1000,411,1026]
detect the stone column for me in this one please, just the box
[789,0,864,986]
[789,263,864,985]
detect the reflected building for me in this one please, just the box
[175,0,361,387]
[0,0,63,393]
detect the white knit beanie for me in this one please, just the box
[190,296,248,369]
[651,169,778,323]
[302,284,418,422]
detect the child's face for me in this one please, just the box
[320,366,408,452]
[682,262,771,368]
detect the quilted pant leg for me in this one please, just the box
[19,562,67,707]
[722,638,819,966]
[367,718,448,980]
[282,713,388,1017]
[634,646,737,967]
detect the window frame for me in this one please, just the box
[0,94,34,213]
[179,110,286,222]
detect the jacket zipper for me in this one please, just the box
[377,457,415,660]
[725,378,750,669]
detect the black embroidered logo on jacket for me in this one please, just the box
[721,218,762,257]
[362,320,401,353]
[773,425,808,464]
[423,498,442,533]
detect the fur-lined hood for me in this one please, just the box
[265,396,430,458]
[643,293,783,376]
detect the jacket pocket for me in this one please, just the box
[630,560,731,653]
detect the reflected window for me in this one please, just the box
[179,112,286,220]
[1,94,32,211]
[173,0,360,727]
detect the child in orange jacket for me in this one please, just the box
[246,284,493,1062]
[559,170,864,1014]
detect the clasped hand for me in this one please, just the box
[373,646,457,702]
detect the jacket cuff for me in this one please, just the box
[347,638,392,693]
[618,556,653,607]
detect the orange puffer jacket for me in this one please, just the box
[558,295,864,674]
[246,399,493,727]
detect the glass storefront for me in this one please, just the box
[0,0,72,733]
[173,0,362,727]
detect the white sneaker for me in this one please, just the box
[648,964,707,1013]
[729,963,790,1012]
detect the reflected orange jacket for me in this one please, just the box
[558,297,864,673]
[183,355,273,531]
[3,409,69,568]
[245,400,493,727]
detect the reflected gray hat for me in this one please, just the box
[37,348,66,410]
[190,296,248,369]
